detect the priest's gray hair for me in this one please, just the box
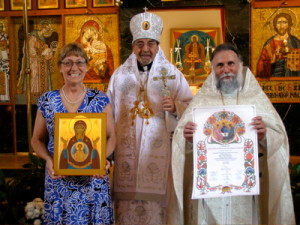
[211,43,243,62]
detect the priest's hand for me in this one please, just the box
[250,116,266,141]
[162,96,176,113]
[184,121,197,143]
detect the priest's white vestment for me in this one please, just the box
[171,67,295,225]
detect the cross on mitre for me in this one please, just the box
[143,6,148,12]
[153,68,176,96]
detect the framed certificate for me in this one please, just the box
[53,113,106,176]
[192,105,259,198]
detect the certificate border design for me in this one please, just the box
[192,105,259,199]
[196,138,256,195]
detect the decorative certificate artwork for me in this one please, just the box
[54,113,107,176]
[192,105,259,199]
[11,0,31,10]
[65,14,120,92]
[66,0,87,8]
[93,0,114,7]
[38,0,59,9]
[251,7,300,103]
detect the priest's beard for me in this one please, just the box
[215,66,243,94]
[217,74,239,94]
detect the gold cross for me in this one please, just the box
[153,68,175,96]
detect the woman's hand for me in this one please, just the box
[46,158,63,179]
[92,160,112,179]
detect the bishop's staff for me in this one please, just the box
[23,0,33,153]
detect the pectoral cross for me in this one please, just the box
[153,68,175,96]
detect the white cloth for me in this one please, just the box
[107,47,193,224]
[171,67,295,225]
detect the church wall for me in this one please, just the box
[119,0,300,157]
[0,0,299,156]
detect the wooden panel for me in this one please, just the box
[0,153,30,169]
[290,156,300,165]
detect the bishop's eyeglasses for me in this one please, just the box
[134,40,158,49]
[61,60,87,68]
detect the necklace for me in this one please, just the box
[220,90,239,105]
[61,85,86,105]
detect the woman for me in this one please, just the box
[31,42,116,224]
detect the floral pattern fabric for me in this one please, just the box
[38,88,113,225]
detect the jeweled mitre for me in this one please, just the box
[130,12,163,43]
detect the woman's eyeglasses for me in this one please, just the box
[61,61,86,68]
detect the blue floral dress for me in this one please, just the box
[38,88,113,225]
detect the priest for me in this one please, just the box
[171,43,295,225]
